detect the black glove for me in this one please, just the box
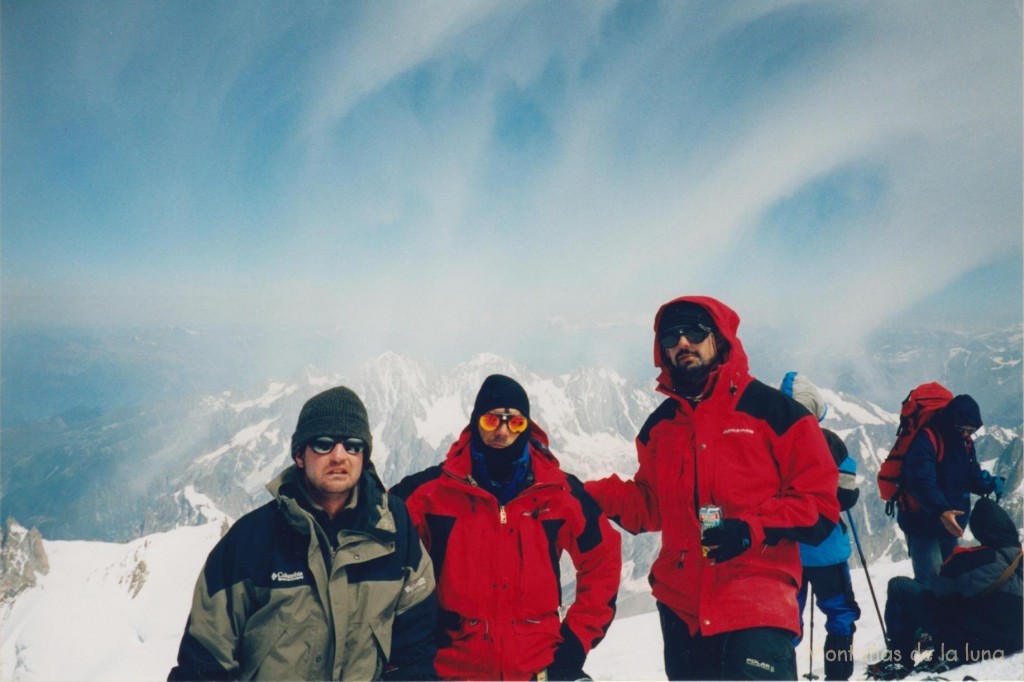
[837,486,860,512]
[701,518,752,562]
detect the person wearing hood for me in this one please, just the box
[780,373,861,681]
[391,374,621,681]
[169,387,438,681]
[586,297,840,680]
[868,497,1022,680]
[898,393,1004,582]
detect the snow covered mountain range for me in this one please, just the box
[3,345,1021,546]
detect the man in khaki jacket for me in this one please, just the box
[169,386,437,681]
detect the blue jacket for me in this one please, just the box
[897,396,996,539]
[800,429,856,567]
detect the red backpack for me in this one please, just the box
[878,382,953,517]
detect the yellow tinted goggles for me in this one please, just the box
[478,412,529,434]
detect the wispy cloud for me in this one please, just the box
[2,1,1020,371]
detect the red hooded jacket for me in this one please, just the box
[392,423,621,680]
[585,296,838,637]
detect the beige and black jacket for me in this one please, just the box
[169,464,437,681]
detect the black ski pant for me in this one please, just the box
[885,575,1022,670]
[884,576,946,667]
[657,601,797,680]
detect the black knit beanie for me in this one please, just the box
[290,386,373,459]
[657,301,716,336]
[471,374,530,421]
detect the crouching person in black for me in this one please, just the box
[869,497,1022,680]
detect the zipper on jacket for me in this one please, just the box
[499,506,507,525]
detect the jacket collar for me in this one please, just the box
[268,464,397,542]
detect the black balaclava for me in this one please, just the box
[658,301,720,397]
[470,374,531,483]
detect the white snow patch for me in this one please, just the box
[821,389,891,426]
[243,449,291,495]
[230,382,297,412]
[558,432,634,478]
[371,424,391,474]
[180,486,230,525]
[414,393,464,449]
[0,524,223,682]
[196,418,280,464]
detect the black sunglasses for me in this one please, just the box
[659,324,713,349]
[308,436,367,456]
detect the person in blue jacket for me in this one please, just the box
[781,372,861,681]
[897,394,1004,583]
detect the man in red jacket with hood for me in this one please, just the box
[392,374,621,681]
[586,296,839,680]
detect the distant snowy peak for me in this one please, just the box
[460,352,521,371]
[819,389,895,428]
[352,352,436,416]
[358,351,432,386]
[305,365,342,388]
[229,382,298,412]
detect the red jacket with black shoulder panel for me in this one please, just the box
[585,295,839,637]
[392,423,621,680]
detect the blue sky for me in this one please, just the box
[2,0,1021,372]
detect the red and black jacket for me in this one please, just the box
[391,424,621,680]
[585,295,839,637]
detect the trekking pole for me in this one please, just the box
[803,592,819,680]
[846,509,888,643]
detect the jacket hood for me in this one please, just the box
[652,295,749,391]
[942,394,983,430]
[969,497,1021,549]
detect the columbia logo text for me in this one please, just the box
[404,576,428,594]
[722,428,755,435]
[271,571,305,583]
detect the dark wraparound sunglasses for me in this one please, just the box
[659,324,713,349]
[308,436,367,455]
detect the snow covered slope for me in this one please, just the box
[2,522,1021,681]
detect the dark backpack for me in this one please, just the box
[878,382,953,517]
